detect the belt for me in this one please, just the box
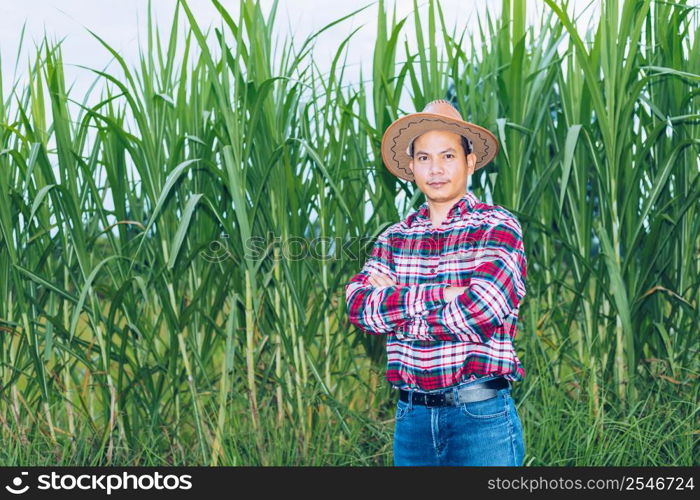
[399,377,509,407]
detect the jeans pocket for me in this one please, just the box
[506,393,525,464]
[395,399,411,421]
[459,389,508,419]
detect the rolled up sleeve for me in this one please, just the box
[345,228,448,335]
[395,218,527,342]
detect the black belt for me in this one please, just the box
[399,377,509,407]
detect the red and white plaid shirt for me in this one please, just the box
[345,191,527,392]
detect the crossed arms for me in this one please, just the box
[344,220,527,343]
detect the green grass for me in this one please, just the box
[0,369,695,465]
[0,0,698,465]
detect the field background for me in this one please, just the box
[0,0,698,465]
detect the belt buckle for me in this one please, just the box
[455,378,491,403]
[443,390,455,406]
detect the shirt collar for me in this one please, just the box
[406,191,479,228]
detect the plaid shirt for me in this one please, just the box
[345,191,527,392]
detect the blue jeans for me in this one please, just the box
[393,377,525,466]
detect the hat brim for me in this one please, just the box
[380,113,499,182]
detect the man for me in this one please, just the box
[345,99,527,466]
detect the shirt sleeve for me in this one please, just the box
[395,217,527,343]
[345,226,448,335]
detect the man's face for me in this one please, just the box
[408,129,476,203]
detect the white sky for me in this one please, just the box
[0,0,608,105]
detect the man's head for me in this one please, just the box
[407,129,477,203]
[380,99,498,182]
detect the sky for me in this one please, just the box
[0,0,605,106]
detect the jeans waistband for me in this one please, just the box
[399,376,510,407]
[404,375,511,396]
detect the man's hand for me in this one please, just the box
[368,272,466,302]
[367,271,396,287]
[444,286,467,302]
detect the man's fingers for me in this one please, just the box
[375,273,392,286]
[368,272,396,287]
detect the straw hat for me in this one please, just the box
[380,99,499,182]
